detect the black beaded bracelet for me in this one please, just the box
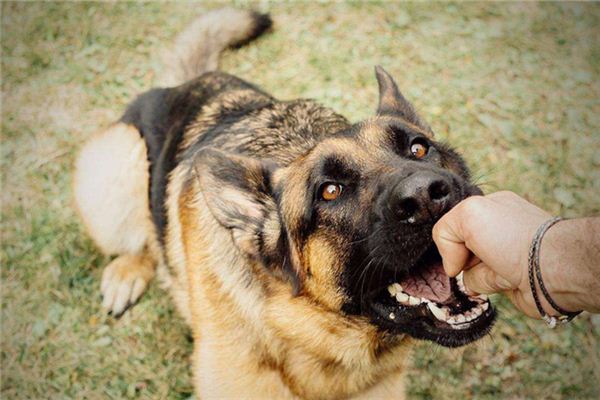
[527,217,582,328]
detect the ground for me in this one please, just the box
[1,2,599,399]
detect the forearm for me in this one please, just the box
[542,217,600,313]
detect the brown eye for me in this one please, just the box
[410,140,429,159]
[321,183,343,201]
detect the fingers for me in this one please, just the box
[432,205,471,277]
[465,254,481,269]
[463,263,514,295]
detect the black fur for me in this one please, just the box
[121,73,278,243]
[230,12,273,49]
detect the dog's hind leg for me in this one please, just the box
[73,122,157,316]
[100,252,155,316]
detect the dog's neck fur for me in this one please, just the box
[171,173,410,400]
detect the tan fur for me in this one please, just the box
[304,235,348,311]
[157,166,412,399]
[100,252,156,315]
[73,123,159,314]
[160,8,268,86]
[73,123,154,256]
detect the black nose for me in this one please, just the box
[391,171,451,224]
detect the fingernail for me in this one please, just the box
[442,261,458,278]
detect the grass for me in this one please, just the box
[2,1,599,399]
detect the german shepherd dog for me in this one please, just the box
[74,8,495,399]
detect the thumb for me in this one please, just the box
[463,263,514,295]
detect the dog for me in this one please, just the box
[73,8,495,399]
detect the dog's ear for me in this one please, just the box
[195,149,303,292]
[375,65,433,135]
[194,148,280,258]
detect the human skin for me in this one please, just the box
[432,191,600,318]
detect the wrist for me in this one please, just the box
[540,218,600,313]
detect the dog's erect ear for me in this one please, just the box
[375,65,433,135]
[194,148,280,258]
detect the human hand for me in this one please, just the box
[432,191,555,318]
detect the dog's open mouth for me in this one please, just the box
[366,247,495,347]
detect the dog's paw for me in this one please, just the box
[101,254,155,317]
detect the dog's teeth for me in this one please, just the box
[482,302,489,311]
[456,272,467,294]
[427,303,448,321]
[447,315,458,324]
[396,292,409,303]
[388,283,402,296]
[408,296,421,306]
[465,311,474,321]
[456,314,466,323]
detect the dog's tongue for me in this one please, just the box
[399,261,452,304]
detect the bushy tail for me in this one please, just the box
[160,8,272,87]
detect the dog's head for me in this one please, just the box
[196,67,495,349]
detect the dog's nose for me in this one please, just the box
[391,172,451,224]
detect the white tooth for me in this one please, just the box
[447,316,457,324]
[456,314,467,323]
[427,303,447,321]
[387,287,395,296]
[388,283,403,296]
[408,296,421,305]
[456,272,466,293]
[465,311,474,321]
[472,307,482,317]
[396,293,409,303]
[482,302,489,311]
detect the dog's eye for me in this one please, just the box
[320,183,343,201]
[410,139,429,159]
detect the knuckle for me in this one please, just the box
[460,195,483,216]
[495,190,517,200]
[458,197,484,237]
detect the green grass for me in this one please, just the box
[2,2,599,399]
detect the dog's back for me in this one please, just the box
[73,7,348,318]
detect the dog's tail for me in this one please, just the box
[160,8,272,87]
